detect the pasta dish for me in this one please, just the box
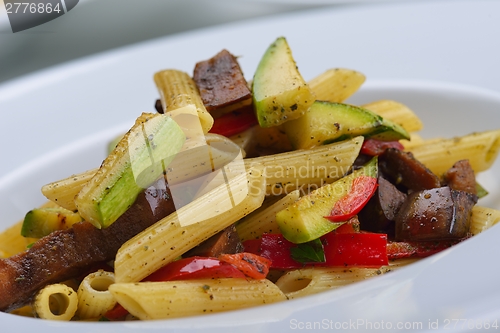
[0,37,499,321]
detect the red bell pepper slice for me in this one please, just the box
[322,232,388,267]
[144,256,246,282]
[208,107,258,137]
[361,138,404,156]
[104,303,129,321]
[219,252,271,279]
[325,175,378,222]
[244,232,388,269]
[247,234,303,269]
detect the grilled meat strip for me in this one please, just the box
[443,159,477,195]
[184,224,243,258]
[0,178,175,312]
[193,49,252,118]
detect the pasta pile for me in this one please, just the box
[1,40,500,322]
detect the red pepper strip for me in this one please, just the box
[242,238,262,255]
[244,232,388,269]
[208,107,258,137]
[325,175,378,222]
[219,253,271,280]
[322,232,388,267]
[143,256,246,282]
[387,240,462,260]
[361,139,404,156]
[247,234,303,269]
[104,303,129,321]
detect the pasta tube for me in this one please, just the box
[407,129,500,175]
[154,69,213,134]
[41,169,96,212]
[248,136,364,195]
[109,278,286,320]
[236,189,300,241]
[308,68,365,103]
[275,267,389,299]
[470,206,500,235]
[275,259,416,300]
[77,270,116,320]
[114,166,266,283]
[33,284,78,321]
[230,126,256,155]
[362,100,423,133]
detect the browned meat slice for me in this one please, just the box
[193,49,252,118]
[0,178,175,312]
[184,224,243,258]
[443,159,477,195]
[395,186,477,241]
[358,176,407,237]
[379,148,441,191]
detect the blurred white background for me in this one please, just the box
[0,0,332,84]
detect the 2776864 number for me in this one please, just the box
[5,2,62,14]
[443,319,499,330]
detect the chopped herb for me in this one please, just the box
[290,238,326,264]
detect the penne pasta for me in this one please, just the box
[308,68,366,103]
[406,129,500,175]
[362,100,423,133]
[109,278,286,320]
[248,136,364,196]
[236,189,300,241]
[275,259,418,299]
[41,170,96,212]
[154,69,214,134]
[275,267,388,299]
[77,270,116,320]
[33,283,78,321]
[470,205,500,235]
[230,126,257,156]
[114,166,266,283]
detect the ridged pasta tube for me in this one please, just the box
[407,129,500,175]
[236,190,300,241]
[247,136,364,195]
[109,278,286,320]
[308,68,365,103]
[41,169,96,212]
[77,270,116,320]
[470,206,500,235]
[275,259,417,300]
[362,100,423,133]
[154,69,213,134]
[33,283,78,321]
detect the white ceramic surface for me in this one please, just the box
[1,1,500,332]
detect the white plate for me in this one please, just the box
[1,0,500,332]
